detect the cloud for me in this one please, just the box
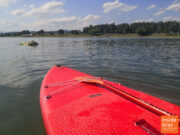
[163,16,172,21]
[174,18,180,21]
[154,10,165,16]
[146,4,156,10]
[103,0,137,13]
[83,15,101,21]
[108,21,115,24]
[135,18,154,23]
[11,9,25,16]
[147,18,155,22]
[46,17,77,24]
[0,0,16,7]
[11,1,65,17]
[29,4,34,9]
[0,15,99,31]
[0,19,27,31]
[166,2,180,11]
[29,14,101,30]
[163,16,180,22]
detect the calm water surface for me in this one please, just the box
[0,37,180,134]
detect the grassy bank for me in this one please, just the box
[147,33,180,38]
[34,33,93,37]
[3,33,180,38]
[33,33,180,38]
[100,33,180,38]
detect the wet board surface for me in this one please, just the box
[40,65,180,135]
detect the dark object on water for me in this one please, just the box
[19,40,38,46]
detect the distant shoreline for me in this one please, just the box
[1,33,180,38]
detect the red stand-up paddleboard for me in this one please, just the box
[40,65,180,135]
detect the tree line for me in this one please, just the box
[83,21,180,36]
[0,29,81,36]
[0,21,180,37]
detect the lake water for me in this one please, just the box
[0,37,180,135]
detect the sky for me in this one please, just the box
[0,0,180,32]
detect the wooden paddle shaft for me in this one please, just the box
[76,76,179,124]
[103,82,171,116]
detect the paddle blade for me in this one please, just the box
[75,76,104,85]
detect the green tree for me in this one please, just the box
[80,21,180,35]
[37,29,45,34]
[58,29,64,34]
[83,27,89,33]
[20,30,30,35]
[136,26,153,36]
[88,28,100,35]
[70,30,80,34]
[108,23,116,33]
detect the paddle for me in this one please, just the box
[75,76,178,118]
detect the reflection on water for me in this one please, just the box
[0,37,180,134]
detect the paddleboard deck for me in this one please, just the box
[40,65,180,135]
